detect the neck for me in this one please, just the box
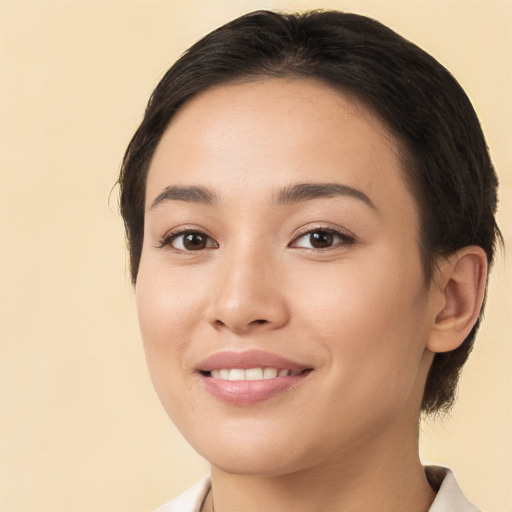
[205,418,435,512]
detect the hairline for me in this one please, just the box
[139,73,435,283]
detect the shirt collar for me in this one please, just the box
[426,466,480,512]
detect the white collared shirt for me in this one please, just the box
[154,467,479,512]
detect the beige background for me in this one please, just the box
[0,1,510,511]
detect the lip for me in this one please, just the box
[197,349,309,373]
[197,350,313,406]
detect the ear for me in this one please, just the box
[427,246,488,353]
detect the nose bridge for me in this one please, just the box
[208,240,288,333]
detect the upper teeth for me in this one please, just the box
[210,368,291,381]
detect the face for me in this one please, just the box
[136,79,439,476]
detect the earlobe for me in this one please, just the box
[427,246,488,353]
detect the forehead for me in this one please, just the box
[145,78,416,226]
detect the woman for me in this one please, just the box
[118,10,501,512]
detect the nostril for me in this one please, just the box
[253,319,267,325]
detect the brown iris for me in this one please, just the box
[308,231,334,249]
[182,232,208,250]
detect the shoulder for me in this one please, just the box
[153,469,478,512]
[426,466,480,512]
[154,476,211,512]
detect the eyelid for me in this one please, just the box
[155,225,218,251]
[154,223,355,252]
[289,224,356,249]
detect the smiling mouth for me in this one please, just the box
[204,367,310,380]
[197,350,313,405]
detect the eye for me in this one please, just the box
[291,228,354,250]
[160,230,218,252]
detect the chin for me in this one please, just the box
[209,451,305,478]
[184,422,313,477]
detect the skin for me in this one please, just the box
[136,79,486,512]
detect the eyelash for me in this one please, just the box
[290,226,356,251]
[156,228,217,252]
[156,226,355,253]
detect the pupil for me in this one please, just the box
[310,231,333,248]
[184,233,206,250]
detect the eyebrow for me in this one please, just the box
[150,185,217,210]
[149,181,376,211]
[274,182,377,210]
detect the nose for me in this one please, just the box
[205,248,290,335]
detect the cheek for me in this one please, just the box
[291,255,430,384]
[293,258,412,330]
[136,256,207,341]
[135,260,207,397]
